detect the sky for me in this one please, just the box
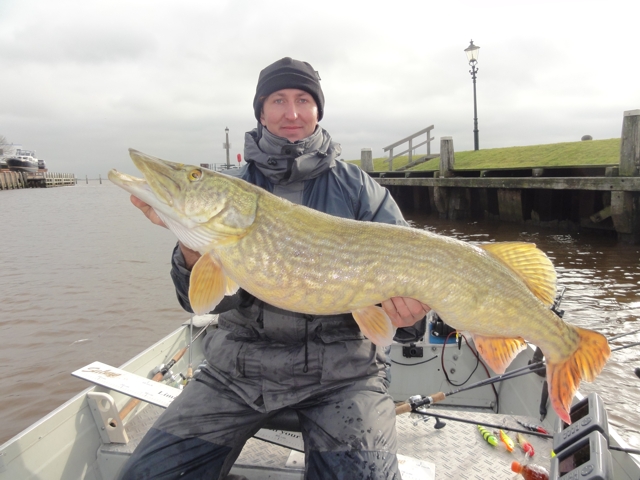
[1,0,638,177]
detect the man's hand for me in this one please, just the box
[130,195,201,270]
[130,195,166,228]
[382,297,430,328]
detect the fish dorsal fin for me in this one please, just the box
[480,242,556,307]
[189,252,228,315]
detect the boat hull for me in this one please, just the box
[6,157,38,173]
[1,317,638,480]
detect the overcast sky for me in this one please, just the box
[1,0,638,177]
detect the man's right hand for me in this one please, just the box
[130,195,167,228]
[130,195,202,270]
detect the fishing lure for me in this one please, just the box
[499,429,515,452]
[477,425,498,447]
[515,419,549,435]
[516,432,535,457]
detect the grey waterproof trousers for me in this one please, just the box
[118,333,401,479]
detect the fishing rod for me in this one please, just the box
[413,410,552,438]
[611,341,640,352]
[396,335,640,415]
[395,362,547,414]
[607,328,640,341]
[118,320,213,421]
[411,410,640,456]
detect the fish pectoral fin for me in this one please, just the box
[225,277,240,296]
[351,306,396,347]
[480,242,557,307]
[188,253,227,315]
[546,326,610,424]
[471,335,527,374]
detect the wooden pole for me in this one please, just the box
[439,137,455,178]
[620,109,640,177]
[611,110,640,243]
[360,148,373,172]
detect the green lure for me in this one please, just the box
[477,425,498,447]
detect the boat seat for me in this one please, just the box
[263,408,302,432]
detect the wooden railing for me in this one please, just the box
[382,125,436,171]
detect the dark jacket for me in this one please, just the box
[169,128,425,411]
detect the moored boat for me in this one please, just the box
[6,149,39,173]
[0,313,638,480]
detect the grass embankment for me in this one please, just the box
[348,138,621,172]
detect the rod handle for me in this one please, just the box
[394,392,447,415]
[430,391,446,404]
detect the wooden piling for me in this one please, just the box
[439,137,455,178]
[361,148,374,172]
[619,110,640,177]
[611,110,640,242]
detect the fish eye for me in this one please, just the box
[189,169,202,181]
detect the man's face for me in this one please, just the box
[260,88,318,142]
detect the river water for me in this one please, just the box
[0,182,638,449]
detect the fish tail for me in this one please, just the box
[546,326,610,424]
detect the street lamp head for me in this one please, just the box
[464,40,480,65]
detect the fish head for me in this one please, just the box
[108,149,258,252]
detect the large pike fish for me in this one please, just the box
[109,149,610,424]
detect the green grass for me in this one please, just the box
[348,138,621,172]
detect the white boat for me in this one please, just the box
[1,314,638,479]
[5,149,39,173]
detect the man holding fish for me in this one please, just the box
[119,57,429,479]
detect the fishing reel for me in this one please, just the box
[151,364,185,389]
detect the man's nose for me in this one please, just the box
[283,103,298,119]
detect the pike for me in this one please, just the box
[109,149,610,424]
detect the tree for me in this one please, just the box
[0,135,11,156]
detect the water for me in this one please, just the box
[0,185,638,449]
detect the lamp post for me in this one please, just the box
[223,127,231,168]
[464,40,480,151]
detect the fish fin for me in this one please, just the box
[188,253,227,315]
[351,306,396,347]
[546,326,610,424]
[225,277,240,296]
[481,242,557,307]
[472,335,527,374]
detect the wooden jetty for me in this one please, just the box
[366,110,640,243]
[0,171,76,190]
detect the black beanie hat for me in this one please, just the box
[253,57,325,121]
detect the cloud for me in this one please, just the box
[0,0,638,176]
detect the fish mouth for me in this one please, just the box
[108,149,183,209]
[128,149,184,207]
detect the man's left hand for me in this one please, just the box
[382,297,431,328]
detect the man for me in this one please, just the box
[120,57,428,479]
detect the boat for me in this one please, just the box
[0,312,638,479]
[0,157,7,170]
[6,149,39,173]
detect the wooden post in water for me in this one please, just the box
[439,137,455,178]
[99,174,102,185]
[434,137,469,220]
[611,109,640,243]
[361,148,374,172]
[620,109,640,176]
